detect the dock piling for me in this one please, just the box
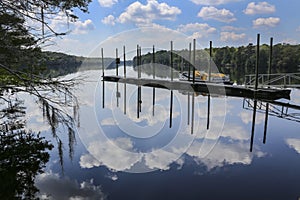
[123,45,126,78]
[101,48,104,77]
[170,41,173,81]
[255,34,260,91]
[193,39,196,84]
[188,43,191,81]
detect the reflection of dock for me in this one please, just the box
[243,98,300,123]
[103,75,291,101]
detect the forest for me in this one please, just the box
[132,43,300,84]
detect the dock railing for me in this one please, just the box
[245,73,300,88]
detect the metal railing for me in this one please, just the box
[245,73,300,88]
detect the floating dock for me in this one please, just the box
[102,75,291,101]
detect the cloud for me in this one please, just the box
[73,19,95,35]
[220,31,246,42]
[253,17,280,28]
[177,23,217,39]
[190,0,241,5]
[102,15,116,26]
[198,6,236,23]
[80,138,142,171]
[187,140,265,170]
[98,0,118,7]
[286,138,300,154]
[244,2,276,15]
[239,111,265,124]
[49,12,94,35]
[221,25,244,31]
[35,171,105,200]
[118,0,181,25]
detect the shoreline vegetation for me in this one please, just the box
[44,43,300,84]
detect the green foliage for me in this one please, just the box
[133,44,300,84]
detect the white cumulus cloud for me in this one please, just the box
[253,17,280,28]
[198,6,236,23]
[102,15,116,26]
[177,23,217,34]
[73,19,95,35]
[98,0,118,7]
[244,2,276,15]
[191,0,241,5]
[118,0,181,25]
[220,31,246,42]
[49,12,94,35]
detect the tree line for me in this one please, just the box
[132,43,300,84]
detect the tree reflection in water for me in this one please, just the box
[0,97,53,199]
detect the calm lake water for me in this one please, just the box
[20,68,300,199]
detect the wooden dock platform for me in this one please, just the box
[102,75,291,100]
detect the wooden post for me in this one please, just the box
[139,46,142,78]
[255,34,260,91]
[209,41,212,82]
[116,48,119,76]
[188,43,191,81]
[152,45,155,116]
[268,37,273,85]
[193,39,196,84]
[152,45,155,79]
[170,41,173,81]
[137,45,139,79]
[101,48,104,77]
[123,45,126,78]
[263,37,273,144]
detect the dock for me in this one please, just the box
[102,75,291,101]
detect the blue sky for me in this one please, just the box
[44,0,300,57]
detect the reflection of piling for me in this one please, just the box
[102,81,105,108]
[116,83,119,107]
[137,86,141,118]
[191,93,195,134]
[124,80,126,116]
[250,100,257,152]
[187,93,190,125]
[193,39,196,83]
[207,95,210,130]
[169,91,173,128]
